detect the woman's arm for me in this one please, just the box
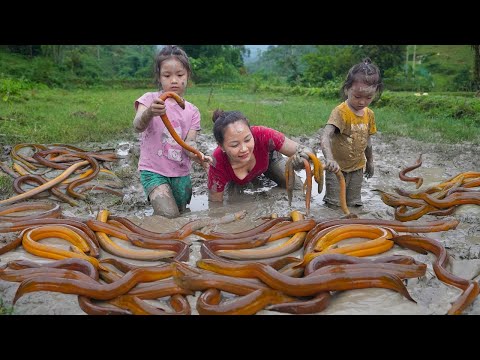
[279,136,313,169]
[278,137,299,157]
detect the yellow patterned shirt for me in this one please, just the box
[326,101,376,173]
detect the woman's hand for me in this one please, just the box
[291,145,313,170]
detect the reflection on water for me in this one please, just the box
[189,194,209,212]
[416,167,445,189]
[181,156,474,227]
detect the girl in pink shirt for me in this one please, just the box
[133,45,211,218]
[208,109,312,203]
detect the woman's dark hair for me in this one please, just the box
[212,109,250,145]
[154,45,192,88]
[341,57,384,100]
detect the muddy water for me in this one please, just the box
[1,132,480,315]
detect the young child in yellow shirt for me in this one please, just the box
[321,57,384,207]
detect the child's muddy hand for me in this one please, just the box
[364,162,374,178]
[197,153,212,171]
[150,98,166,116]
[325,159,340,173]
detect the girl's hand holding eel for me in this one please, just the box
[158,92,208,163]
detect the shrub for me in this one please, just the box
[0,76,43,102]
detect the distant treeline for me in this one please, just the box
[0,45,248,88]
[1,45,478,92]
[248,45,478,92]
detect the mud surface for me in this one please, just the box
[1,130,480,315]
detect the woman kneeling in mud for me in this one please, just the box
[208,109,312,203]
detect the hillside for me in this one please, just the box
[408,45,473,91]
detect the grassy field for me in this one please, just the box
[408,45,474,91]
[1,86,479,146]
[414,45,473,66]
[0,298,13,315]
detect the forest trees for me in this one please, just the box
[180,45,247,83]
[473,45,480,91]
[0,45,157,86]
[250,45,406,87]
[1,45,476,91]
[1,45,247,86]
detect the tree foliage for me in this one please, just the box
[472,45,480,90]
[179,45,246,83]
[352,45,406,76]
[250,45,406,87]
[1,45,247,86]
[1,45,476,92]
[247,45,317,83]
[0,45,158,87]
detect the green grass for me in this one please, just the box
[1,86,478,146]
[189,87,334,136]
[408,45,474,91]
[0,298,14,315]
[412,45,473,69]
[374,107,478,143]
[0,175,14,198]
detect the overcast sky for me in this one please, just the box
[246,45,270,52]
